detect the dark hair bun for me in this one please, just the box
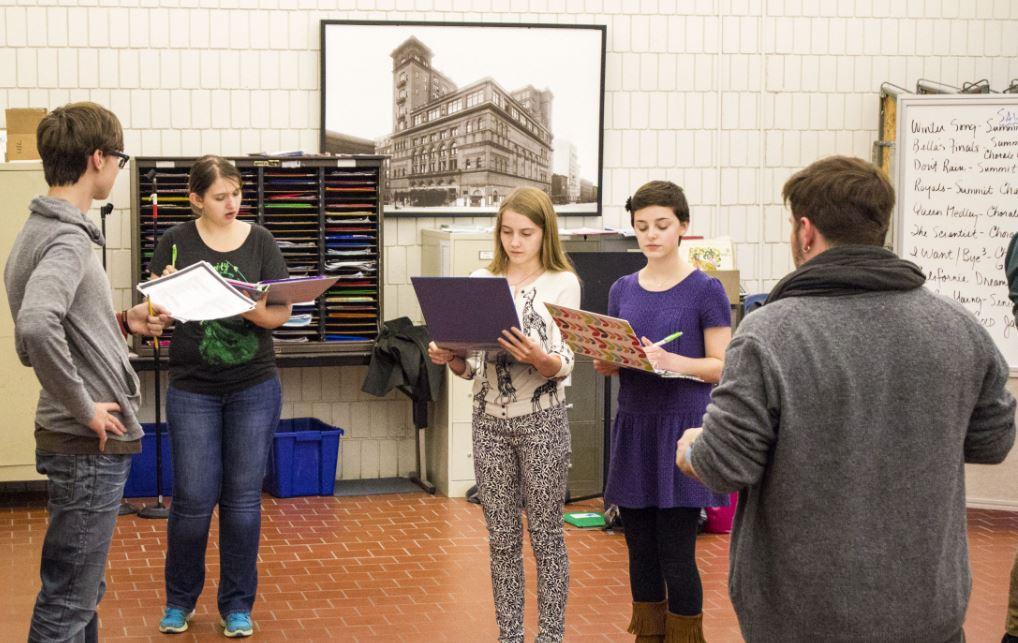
[624,196,633,212]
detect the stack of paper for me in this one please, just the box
[324,259,377,272]
[282,313,314,327]
[137,262,255,323]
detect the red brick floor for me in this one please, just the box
[0,491,1014,642]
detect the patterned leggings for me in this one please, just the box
[472,405,572,643]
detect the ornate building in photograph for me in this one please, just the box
[379,37,554,208]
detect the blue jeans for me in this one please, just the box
[30,452,132,643]
[164,376,281,616]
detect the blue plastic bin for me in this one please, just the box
[123,422,174,498]
[263,418,344,498]
[743,293,769,317]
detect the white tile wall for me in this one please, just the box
[5,0,1018,479]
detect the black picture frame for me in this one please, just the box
[320,19,607,218]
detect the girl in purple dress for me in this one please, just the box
[594,181,732,642]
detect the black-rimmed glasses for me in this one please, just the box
[107,150,130,169]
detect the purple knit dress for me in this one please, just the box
[604,270,732,509]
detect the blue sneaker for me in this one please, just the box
[221,612,254,638]
[158,607,194,633]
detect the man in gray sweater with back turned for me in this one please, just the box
[677,156,1016,643]
[4,102,169,643]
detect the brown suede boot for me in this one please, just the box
[627,600,667,642]
[664,611,706,643]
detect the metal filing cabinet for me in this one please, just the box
[420,230,490,497]
[0,162,49,481]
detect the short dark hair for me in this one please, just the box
[36,102,124,187]
[187,155,243,214]
[782,156,895,246]
[626,180,690,226]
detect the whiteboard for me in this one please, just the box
[895,95,1018,373]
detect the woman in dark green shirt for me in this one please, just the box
[149,155,291,638]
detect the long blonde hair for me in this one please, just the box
[486,187,575,275]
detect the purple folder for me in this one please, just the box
[226,275,340,305]
[411,276,521,352]
[260,275,340,305]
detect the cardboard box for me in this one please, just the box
[705,269,741,305]
[5,108,46,161]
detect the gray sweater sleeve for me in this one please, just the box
[15,236,96,426]
[964,341,1016,464]
[690,334,780,493]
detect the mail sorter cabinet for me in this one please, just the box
[420,229,609,499]
[130,156,385,358]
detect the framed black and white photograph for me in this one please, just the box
[321,20,606,216]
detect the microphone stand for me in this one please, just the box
[138,172,168,520]
[101,202,139,517]
[99,202,113,271]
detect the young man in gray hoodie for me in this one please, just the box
[4,102,170,642]
[677,156,1016,643]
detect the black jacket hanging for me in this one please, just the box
[361,317,445,429]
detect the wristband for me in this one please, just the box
[119,310,132,336]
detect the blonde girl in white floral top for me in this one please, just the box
[429,187,580,643]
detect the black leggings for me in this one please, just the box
[619,506,702,616]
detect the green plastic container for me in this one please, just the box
[563,512,606,528]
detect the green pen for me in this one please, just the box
[171,243,177,268]
[652,330,683,347]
